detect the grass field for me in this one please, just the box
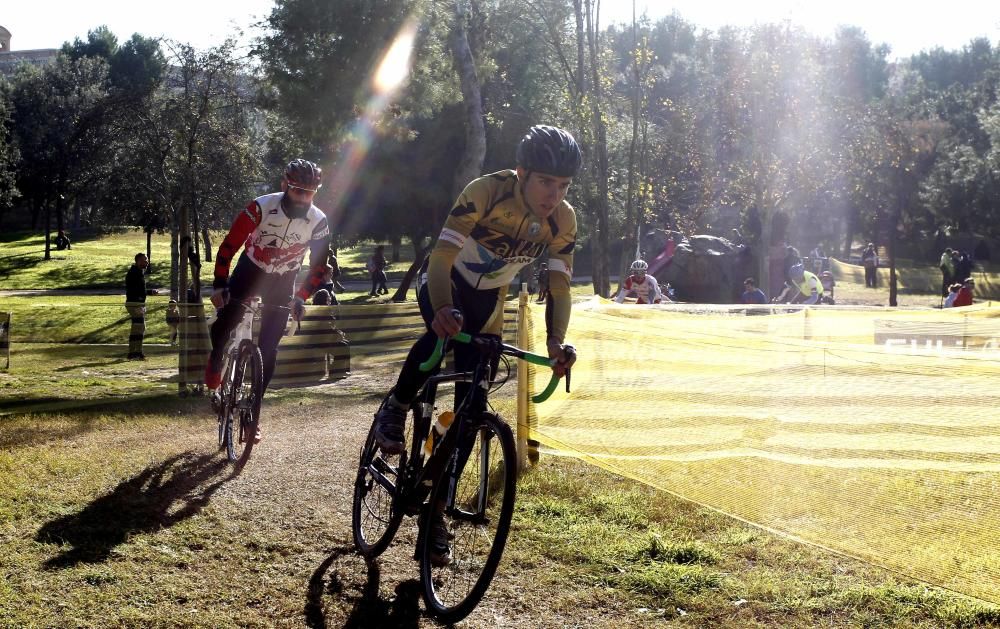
[2,380,998,627]
[4,228,1000,625]
[0,229,415,292]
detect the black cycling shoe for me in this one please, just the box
[373,403,407,455]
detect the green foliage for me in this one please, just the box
[0,86,18,216]
[255,0,413,148]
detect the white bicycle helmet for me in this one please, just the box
[630,259,649,273]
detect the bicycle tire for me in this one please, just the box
[217,361,232,451]
[226,340,262,466]
[352,415,406,558]
[419,412,517,623]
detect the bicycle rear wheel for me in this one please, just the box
[352,410,408,558]
[226,340,262,466]
[419,412,517,624]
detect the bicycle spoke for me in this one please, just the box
[421,415,517,623]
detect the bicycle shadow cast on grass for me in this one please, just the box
[305,545,423,628]
[35,451,236,568]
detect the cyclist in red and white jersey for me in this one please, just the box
[615,259,666,304]
[205,159,331,425]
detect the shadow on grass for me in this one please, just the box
[0,395,205,448]
[35,451,234,568]
[305,546,422,628]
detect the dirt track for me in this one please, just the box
[196,371,614,628]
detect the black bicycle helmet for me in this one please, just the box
[516,125,582,178]
[284,159,322,190]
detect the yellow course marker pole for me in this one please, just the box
[516,282,530,473]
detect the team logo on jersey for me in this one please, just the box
[527,221,541,237]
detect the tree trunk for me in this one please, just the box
[842,205,856,260]
[449,0,486,199]
[179,205,190,304]
[585,0,611,297]
[170,228,179,301]
[147,229,153,264]
[390,235,402,263]
[619,3,642,296]
[43,201,52,261]
[201,226,213,262]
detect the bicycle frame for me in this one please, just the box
[218,302,257,407]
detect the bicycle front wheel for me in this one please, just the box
[352,415,407,558]
[226,340,262,466]
[420,412,517,624]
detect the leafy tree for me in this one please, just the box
[0,87,19,225]
[7,56,113,258]
[255,0,412,149]
[118,41,263,299]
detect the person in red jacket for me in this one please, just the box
[953,277,975,307]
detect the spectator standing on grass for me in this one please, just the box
[809,244,826,273]
[955,251,974,286]
[367,245,389,296]
[125,253,150,360]
[939,248,955,297]
[953,278,975,307]
[862,243,878,288]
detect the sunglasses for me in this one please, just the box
[287,184,321,193]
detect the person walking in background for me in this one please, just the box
[367,245,389,296]
[165,299,180,345]
[862,243,878,288]
[125,253,150,360]
[535,261,550,304]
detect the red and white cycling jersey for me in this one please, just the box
[213,192,331,298]
[615,274,663,304]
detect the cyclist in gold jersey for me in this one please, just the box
[372,125,581,565]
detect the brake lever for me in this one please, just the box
[563,344,576,393]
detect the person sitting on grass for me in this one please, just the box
[944,283,962,308]
[952,278,975,307]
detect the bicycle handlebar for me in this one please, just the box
[418,333,565,403]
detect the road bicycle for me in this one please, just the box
[214,300,289,466]
[351,326,570,623]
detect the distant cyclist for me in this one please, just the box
[774,263,824,305]
[205,159,332,440]
[614,259,666,304]
[372,125,581,566]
